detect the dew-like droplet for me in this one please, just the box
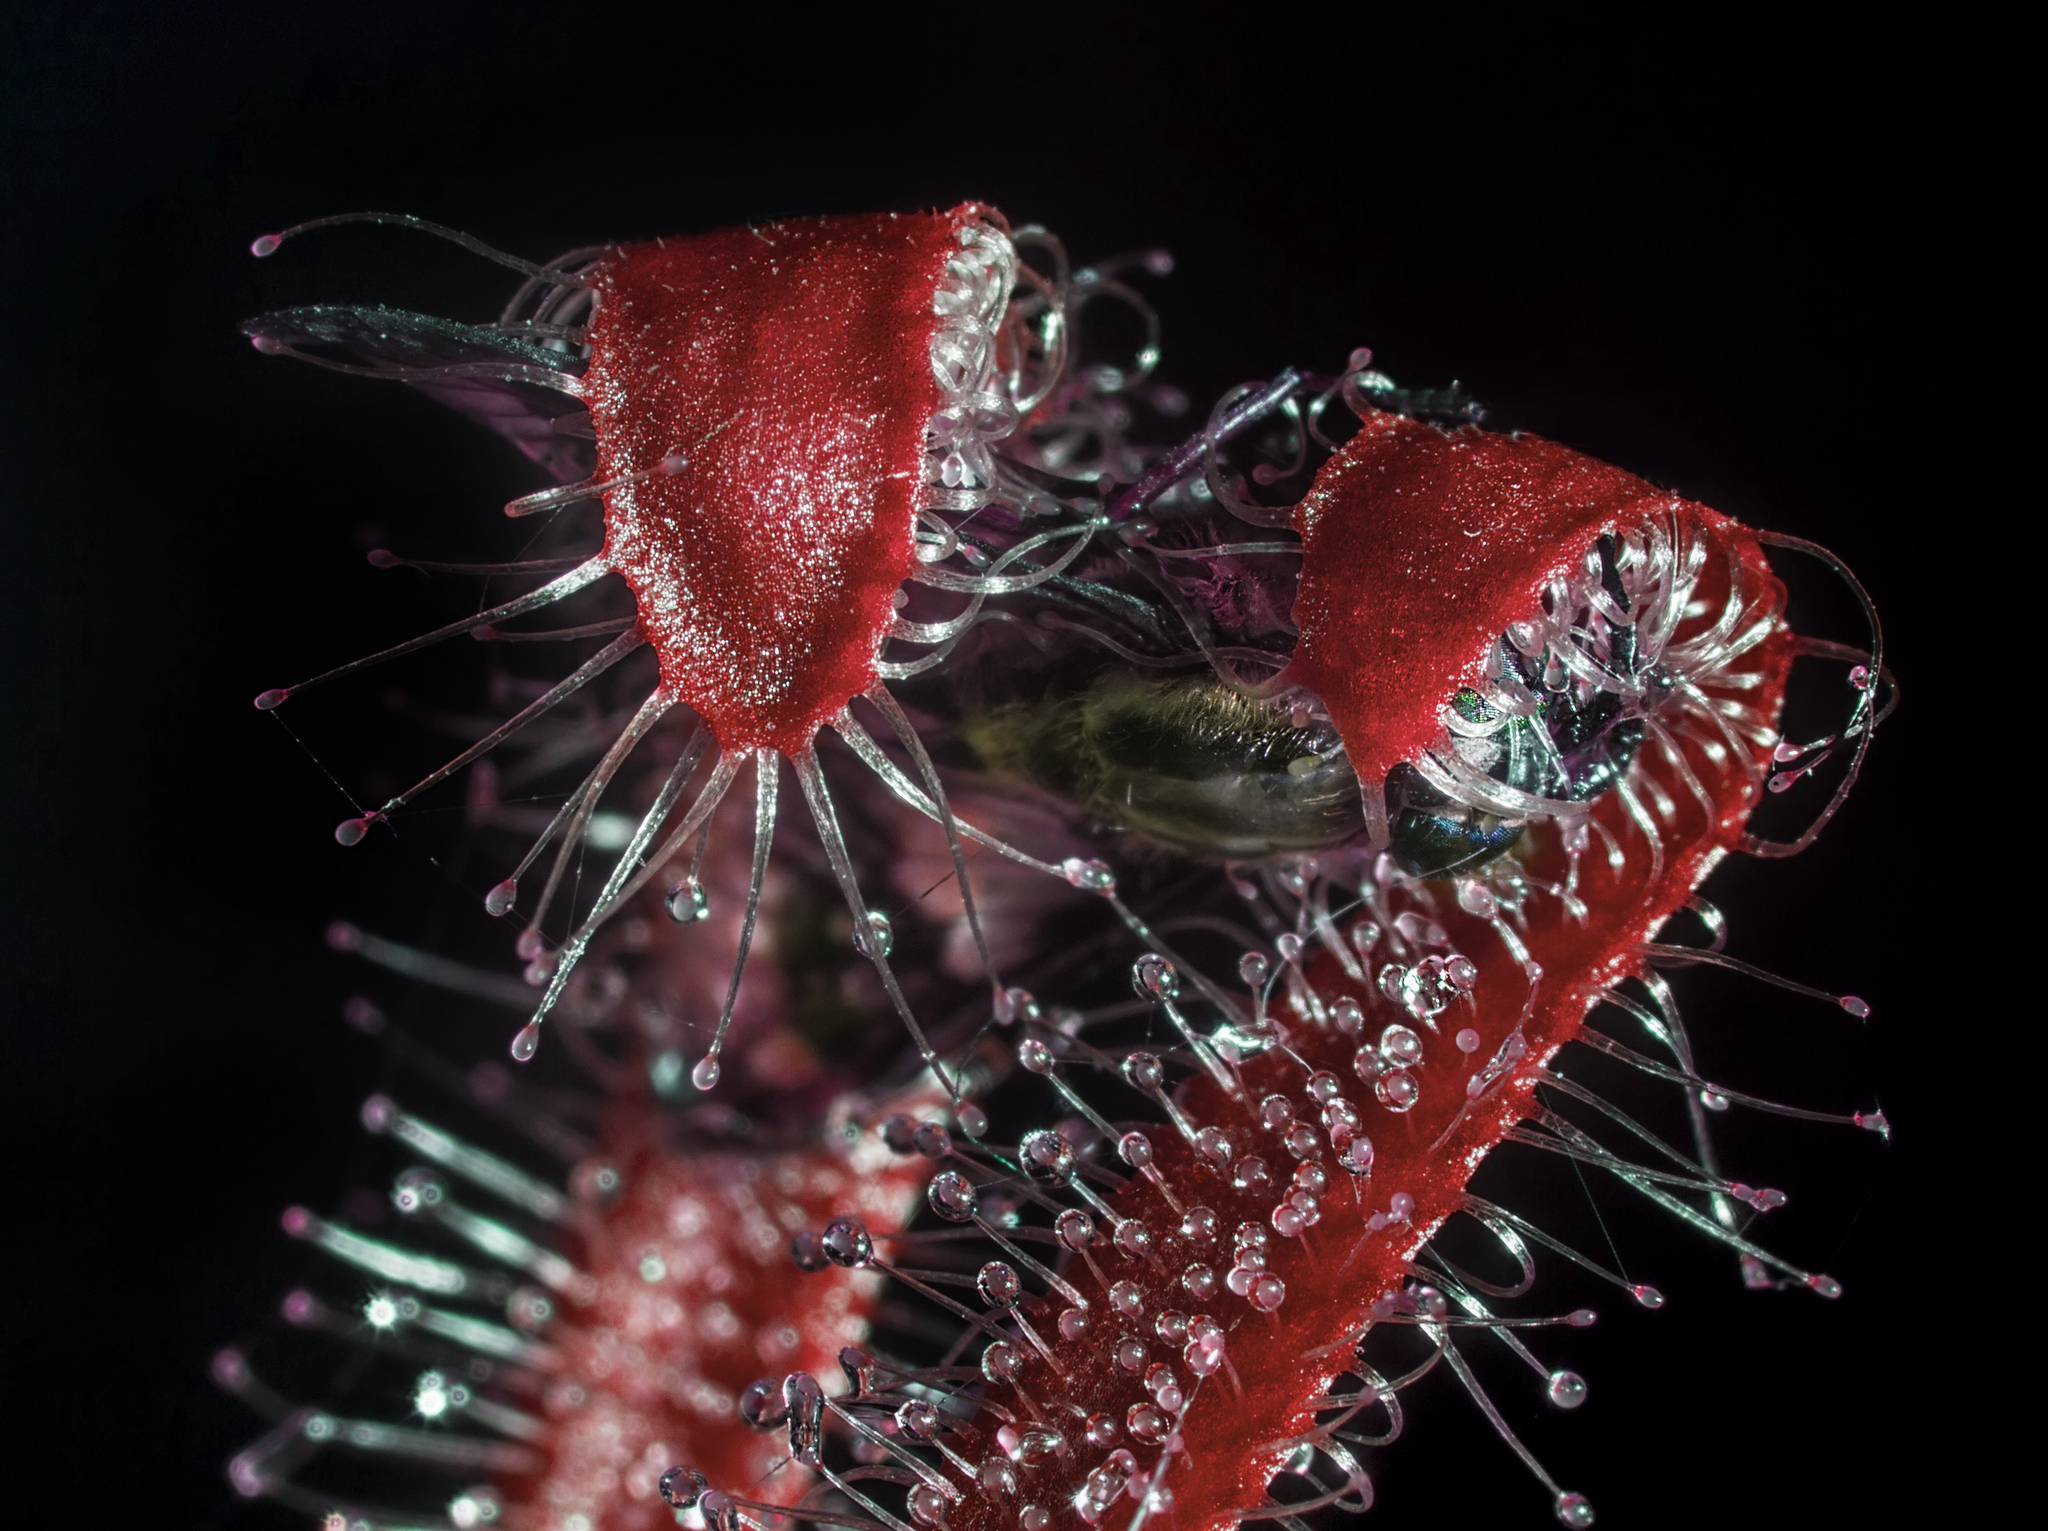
[1547,1369,1588,1409]
[701,1491,741,1531]
[978,1261,1022,1306]
[1333,996,1365,1034]
[897,1398,942,1441]
[1379,1025,1424,1066]
[1056,1209,1096,1250]
[1113,1219,1154,1258]
[665,876,708,923]
[739,1377,789,1430]
[1455,1027,1482,1053]
[690,1054,721,1091]
[821,1215,873,1268]
[980,1341,1023,1383]
[1132,952,1180,1000]
[1060,856,1116,892]
[659,1467,707,1510]
[913,1121,952,1157]
[509,1021,541,1063]
[978,1459,1019,1497]
[1840,994,1871,1019]
[1126,1403,1168,1442]
[1059,1307,1090,1341]
[855,908,894,958]
[956,1101,989,1138]
[909,1484,949,1527]
[1231,1155,1271,1191]
[1181,1205,1218,1243]
[253,686,290,710]
[1239,951,1271,989]
[1808,1273,1843,1299]
[335,816,372,847]
[1375,1071,1420,1112]
[1019,1128,1076,1186]
[1554,1491,1595,1527]
[484,879,518,917]
[1250,1273,1287,1311]
[1455,880,1499,918]
[1018,1037,1053,1074]
[1122,1051,1164,1091]
[929,1170,978,1224]
[1631,1283,1665,1309]
[250,233,283,258]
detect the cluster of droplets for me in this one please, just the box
[919,218,1021,551]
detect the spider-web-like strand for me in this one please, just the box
[368,630,642,825]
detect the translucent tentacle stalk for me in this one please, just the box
[791,744,959,1099]
[341,630,642,844]
[1456,1195,1664,1308]
[1636,943,1871,1017]
[863,685,998,993]
[1430,1327,1593,1527]
[1541,1115,1841,1297]
[251,209,598,288]
[510,715,722,1063]
[519,688,674,950]
[564,748,741,928]
[833,713,1068,880]
[694,749,779,1091]
[1745,531,1888,858]
[252,559,609,710]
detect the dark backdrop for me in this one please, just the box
[1,6,1999,1528]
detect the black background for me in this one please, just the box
[1,5,2002,1528]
